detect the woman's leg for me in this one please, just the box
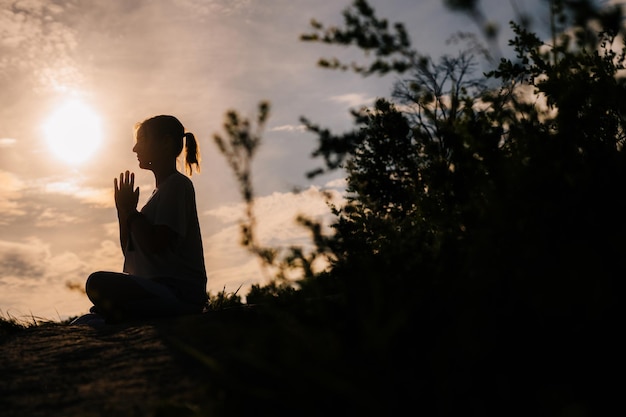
[86,271,162,322]
[86,271,200,322]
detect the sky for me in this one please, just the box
[0,0,549,321]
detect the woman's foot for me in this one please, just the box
[69,312,106,328]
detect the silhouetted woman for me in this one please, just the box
[76,115,207,324]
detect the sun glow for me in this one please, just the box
[43,99,103,165]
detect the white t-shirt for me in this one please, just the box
[123,171,207,305]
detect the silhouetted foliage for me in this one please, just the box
[206,286,243,311]
[209,1,624,415]
[213,101,278,268]
[301,0,414,75]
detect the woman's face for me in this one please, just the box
[132,128,168,170]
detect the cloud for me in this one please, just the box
[324,177,347,190]
[35,207,80,227]
[0,170,26,222]
[0,235,122,321]
[0,0,82,92]
[0,238,92,286]
[0,239,48,282]
[84,239,124,273]
[102,221,120,240]
[205,185,343,240]
[0,138,17,147]
[203,185,345,294]
[41,179,113,207]
[254,187,343,247]
[202,227,263,294]
[270,124,307,133]
[174,0,254,18]
[1,171,114,226]
[329,93,375,109]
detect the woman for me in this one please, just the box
[74,115,207,325]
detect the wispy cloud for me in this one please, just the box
[35,207,80,228]
[41,180,113,207]
[0,239,48,282]
[205,185,343,235]
[329,93,374,109]
[0,172,114,223]
[0,0,81,92]
[0,138,17,147]
[0,170,26,222]
[85,238,124,273]
[270,124,307,133]
[204,185,344,293]
[0,234,123,320]
[174,0,254,18]
[324,177,347,190]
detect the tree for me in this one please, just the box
[297,0,625,414]
[212,1,625,415]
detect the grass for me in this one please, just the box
[205,286,243,312]
[0,311,63,339]
[0,313,30,338]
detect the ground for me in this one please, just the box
[1,303,617,416]
[0,306,309,417]
[0,315,218,417]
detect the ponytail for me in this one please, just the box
[183,132,201,176]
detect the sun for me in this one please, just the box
[43,99,103,165]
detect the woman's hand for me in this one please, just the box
[114,171,140,217]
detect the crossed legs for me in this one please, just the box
[85,271,192,322]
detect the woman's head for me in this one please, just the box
[133,115,201,175]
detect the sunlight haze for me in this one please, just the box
[42,98,103,165]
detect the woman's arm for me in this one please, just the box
[114,171,139,255]
[118,211,130,255]
[114,171,177,254]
